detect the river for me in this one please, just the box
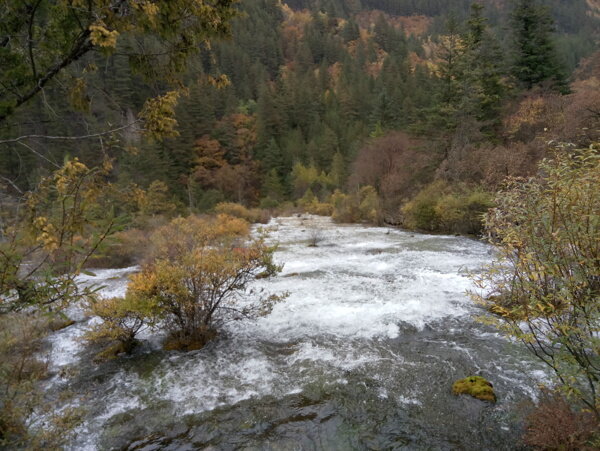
[43,215,548,450]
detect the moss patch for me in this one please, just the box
[48,317,76,332]
[452,376,496,403]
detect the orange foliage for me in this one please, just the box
[127,214,282,349]
[191,114,260,204]
[504,52,600,145]
[280,5,312,60]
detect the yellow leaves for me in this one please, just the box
[489,304,511,317]
[33,217,59,251]
[131,181,177,217]
[132,1,161,28]
[207,74,231,89]
[69,78,90,113]
[148,214,250,262]
[83,63,98,74]
[473,145,600,412]
[135,1,160,18]
[101,157,114,173]
[123,213,281,337]
[128,270,159,298]
[53,159,89,195]
[139,91,181,141]
[89,23,119,49]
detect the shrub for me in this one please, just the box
[259,196,280,209]
[0,314,82,448]
[296,188,335,217]
[0,159,116,314]
[401,181,493,234]
[86,227,150,268]
[350,132,439,219]
[214,202,271,224]
[84,295,156,360]
[331,187,383,224]
[401,182,442,231]
[215,202,254,221]
[524,390,599,450]
[472,146,600,417]
[126,214,284,350]
[301,200,334,217]
[307,227,324,247]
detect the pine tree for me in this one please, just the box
[261,168,285,201]
[428,14,464,133]
[329,151,347,188]
[261,138,284,174]
[460,2,507,133]
[510,0,569,93]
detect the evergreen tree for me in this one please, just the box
[261,168,285,201]
[510,0,569,93]
[329,151,347,188]
[460,2,507,133]
[261,138,285,174]
[428,14,465,133]
[341,19,360,43]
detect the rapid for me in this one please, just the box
[43,216,548,450]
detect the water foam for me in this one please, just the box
[43,216,547,449]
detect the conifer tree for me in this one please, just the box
[329,151,347,188]
[429,14,464,133]
[261,168,285,201]
[261,138,285,175]
[461,2,507,133]
[510,0,569,93]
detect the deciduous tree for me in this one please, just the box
[473,146,600,417]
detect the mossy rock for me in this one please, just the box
[452,376,496,403]
[48,317,76,332]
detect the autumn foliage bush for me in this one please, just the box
[331,186,383,224]
[214,202,271,224]
[85,295,156,361]
[0,314,82,447]
[524,390,599,450]
[473,146,600,418]
[85,214,284,353]
[401,181,493,234]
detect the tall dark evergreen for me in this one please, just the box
[460,2,506,134]
[510,0,569,93]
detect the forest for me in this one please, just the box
[0,0,599,448]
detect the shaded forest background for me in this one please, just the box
[1,0,599,230]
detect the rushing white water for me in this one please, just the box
[43,216,549,450]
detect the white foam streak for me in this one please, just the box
[43,216,547,449]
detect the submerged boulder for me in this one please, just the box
[452,376,496,403]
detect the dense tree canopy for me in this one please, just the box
[0,0,237,123]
